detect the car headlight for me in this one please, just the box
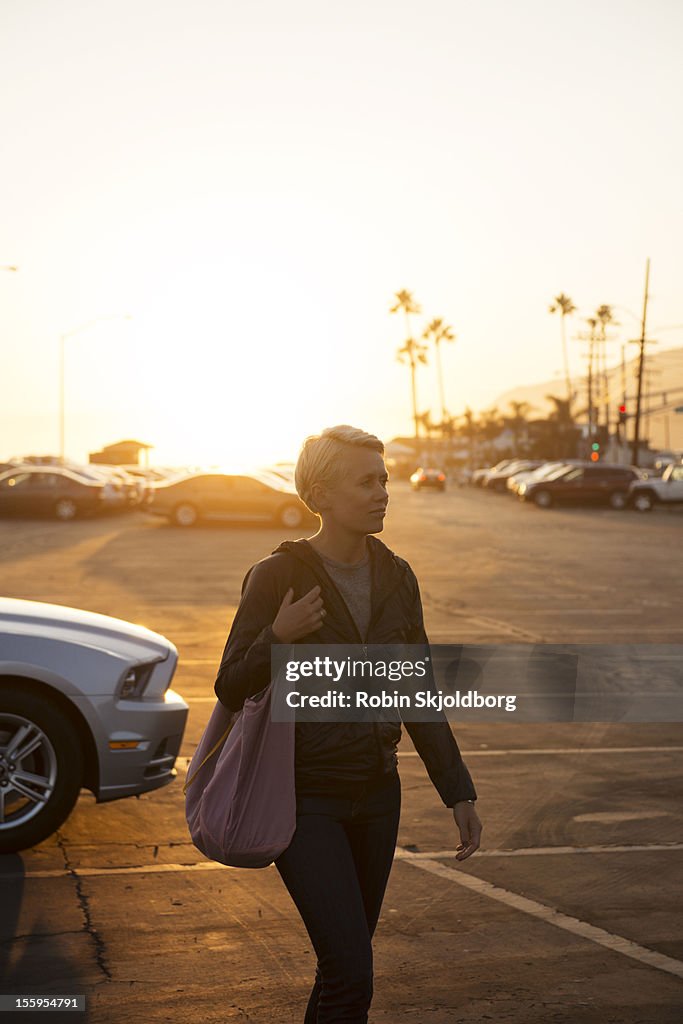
[518,483,527,495]
[119,663,156,699]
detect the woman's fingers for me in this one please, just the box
[275,585,326,639]
[455,823,482,861]
[452,806,482,861]
[310,607,326,630]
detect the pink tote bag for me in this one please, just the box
[184,685,296,868]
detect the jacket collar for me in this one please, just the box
[273,535,407,601]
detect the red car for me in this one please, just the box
[521,463,643,509]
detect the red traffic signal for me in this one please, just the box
[618,403,627,425]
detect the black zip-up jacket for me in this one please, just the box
[214,536,477,807]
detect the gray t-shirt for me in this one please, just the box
[318,549,372,642]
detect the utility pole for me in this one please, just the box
[631,259,650,467]
[586,319,596,440]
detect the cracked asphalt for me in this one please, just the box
[0,482,682,1023]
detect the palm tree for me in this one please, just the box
[390,289,422,349]
[475,407,502,461]
[545,394,573,426]
[506,400,534,455]
[545,393,577,459]
[417,410,436,437]
[391,290,426,439]
[549,293,576,410]
[595,304,617,431]
[395,338,428,440]
[422,318,456,422]
[583,316,598,437]
[461,406,477,469]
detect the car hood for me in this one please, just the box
[0,597,176,662]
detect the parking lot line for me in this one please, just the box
[174,745,683,775]
[398,746,683,756]
[7,841,682,881]
[397,852,683,981]
[395,843,683,858]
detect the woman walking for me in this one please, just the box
[214,425,481,1023]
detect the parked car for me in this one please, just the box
[0,466,122,520]
[520,463,643,509]
[471,460,515,487]
[0,598,188,852]
[629,462,683,511]
[507,460,583,494]
[262,462,296,485]
[145,470,314,528]
[484,460,543,493]
[410,467,446,491]
[65,464,143,507]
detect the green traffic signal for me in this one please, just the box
[591,442,600,451]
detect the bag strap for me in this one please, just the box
[182,717,237,795]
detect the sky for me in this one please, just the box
[2,0,682,466]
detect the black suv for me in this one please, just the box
[521,463,642,509]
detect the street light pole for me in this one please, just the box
[59,314,131,460]
[631,260,651,467]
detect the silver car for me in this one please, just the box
[0,598,188,853]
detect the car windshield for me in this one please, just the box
[544,464,576,481]
[253,470,296,492]
[531,462,563,479]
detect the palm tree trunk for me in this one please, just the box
[410,356,419,440]
[404,309,420,439]
[435,340,446,421]
[587,336,594,437]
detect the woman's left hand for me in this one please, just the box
[452,802,482,861]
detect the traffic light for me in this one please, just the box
[591,441,600,462]
[618,403,627,425]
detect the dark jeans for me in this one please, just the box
[275,770,401,1024]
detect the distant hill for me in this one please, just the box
[490,345,683,452]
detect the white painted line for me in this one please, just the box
[6,841,682,881]
[2,861,228,879]
[398,852,683,981]
[572,811,670,823]
[398,746,683,757]
[395,843,683,859]
[174,741,683,757]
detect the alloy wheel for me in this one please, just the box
[54,498,77,521]
[0,715,58,830]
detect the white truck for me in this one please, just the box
[629,462,683,511]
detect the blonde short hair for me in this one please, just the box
[295,425,384,514]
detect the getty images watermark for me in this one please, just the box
[270,644,683,723]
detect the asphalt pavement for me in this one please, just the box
[1,483,681,1023]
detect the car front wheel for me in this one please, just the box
[0,690,84,853]
[533,489,553,509]
[279,504,304,529]
[172,503,199,527]
[632,491,655,512]
[54,498,78,521]
[609,491,627,510]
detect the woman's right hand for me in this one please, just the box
[272,585,326,643]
